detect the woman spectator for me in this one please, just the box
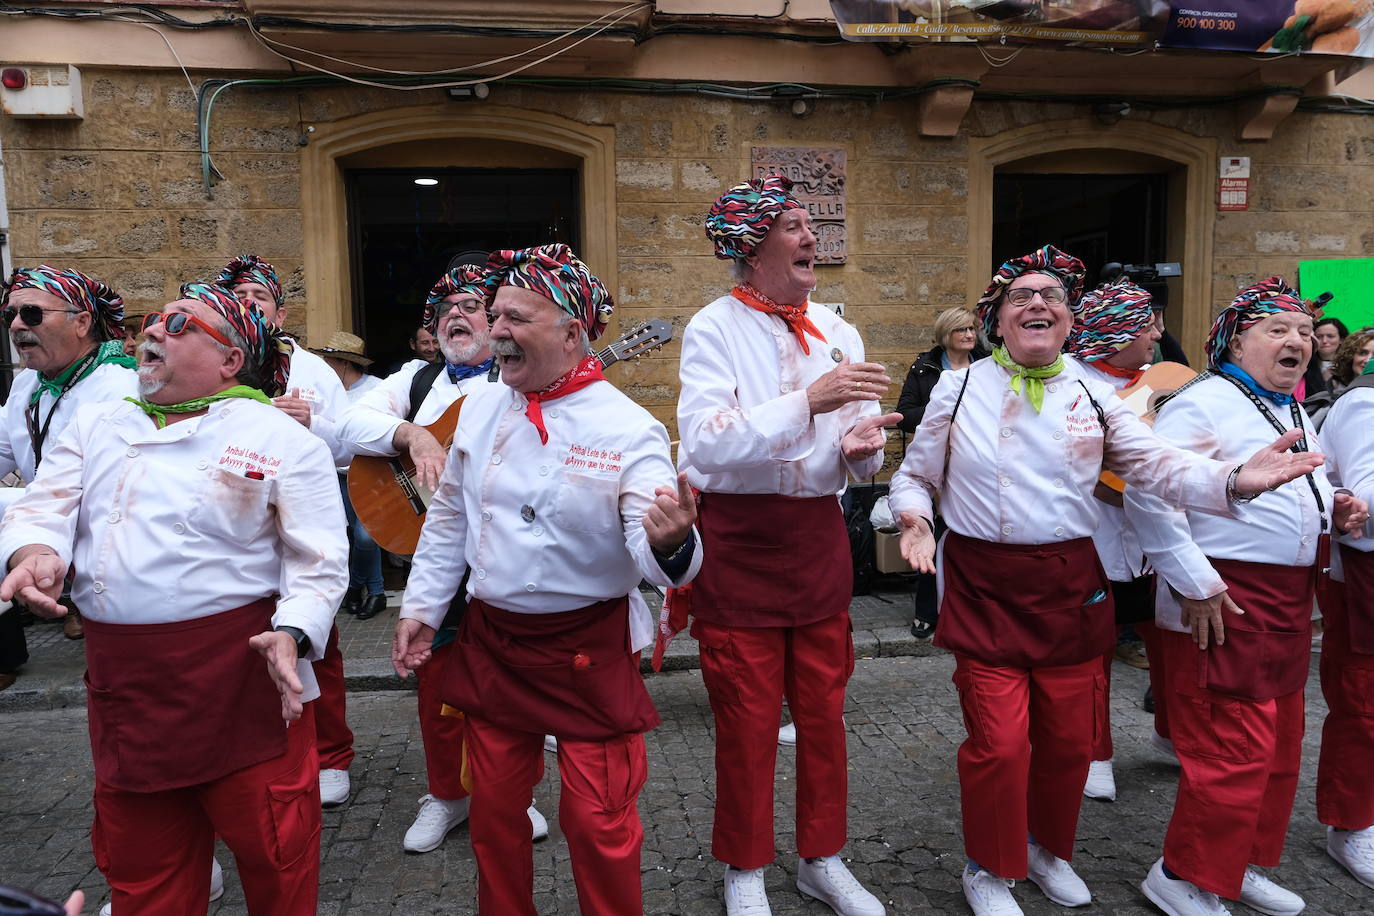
[896,307,988,433]
[1302,317,1349,398]
[1331,328,1374,394]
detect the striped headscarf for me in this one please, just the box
[422,264,494,333]
[976,245,1087,341]
[5,265,126,341]
[215,254,283,307]
[704,175,805,261]
[179,281,293,398]
[1068,279,1155,363]
[1205,276,1310,372]
[486,244,613,342]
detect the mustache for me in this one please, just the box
[138,340,165,363]
[491,339,524,358]
[11,330,38,347]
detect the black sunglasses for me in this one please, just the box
[0,304,82,328]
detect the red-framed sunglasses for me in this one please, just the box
[141,311,233,348]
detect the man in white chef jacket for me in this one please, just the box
[0,282,347,916]
[337,259,549,852]
[392,244,700,916]
[0,265,139,676]
[216,253,355,807]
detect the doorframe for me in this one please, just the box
[969,119,1217,367]
[300,104,616,344]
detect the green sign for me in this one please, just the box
[1300,258,1374,332]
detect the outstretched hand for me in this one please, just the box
[392,618,436,679]
[0,546,68,616]
[644,472,697,555]
[1234,429,1324,496]
[843,413,903,462]
[897,511,936,575]
[249,630,305,722]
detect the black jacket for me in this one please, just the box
[896,343,989,434]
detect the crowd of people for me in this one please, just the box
[0,172,1370,916]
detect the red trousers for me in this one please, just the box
[1318,579,1374,830]
[465,714,646,916]
[1160,629,1304,899]
[1092,622,1171,760]
[952,653,1102,878]
[312,624,354,771]
[417,641,468,800]
[91,704,321,916]
[1137,620,1172,740]
[693,611,852,869]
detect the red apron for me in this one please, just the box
[1200,556,1317,701]
[937,532,1114,668]
[83,597,287,793]
[689,492,851,629]
[1338,544,1374,655]
[442,596,659,742]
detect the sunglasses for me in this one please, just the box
[141,311,233,348]
[1,305,82,327]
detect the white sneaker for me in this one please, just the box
[1328,825,1374,889]
[1140,858,1230,916]
[778,722,797,746]
[724,866,772,916]
[99,857,224,915]
[544,734,558,753]
[1026,841,1090,906]
[528,804,549,841]
[318,768,350,807]
[1083,759,1117,802]
[1239,867,1304,916]
[1151,731,1180,763]
[797,855,885,915]
[962,864,1022,916]
[403,794,469,853]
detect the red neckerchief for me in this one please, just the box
[523,354,604,445]
[1094,360,1144,386]
[732,283,827,355]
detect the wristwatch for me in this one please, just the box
[275,625,311,657]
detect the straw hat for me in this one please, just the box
[310,330,372,367]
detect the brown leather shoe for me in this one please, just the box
[0,671,16,691]
[63,611,84,640]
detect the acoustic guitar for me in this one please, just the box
[1098,361,1197,496]
[349,318,675,554]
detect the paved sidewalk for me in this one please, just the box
[0,578,936,711]
[2,654,1366,915]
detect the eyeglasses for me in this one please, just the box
[141,311,233,348]
[440,299,485,317]
[1005,287,1067,306]
[1,304,82,327]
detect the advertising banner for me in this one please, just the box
[829,1,1374,56]
[1299,258,1374,332]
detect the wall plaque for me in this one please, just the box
[751,146,848,265]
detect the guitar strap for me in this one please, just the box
[405,361,447,424]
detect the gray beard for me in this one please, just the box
[440,335,485,366]
[137,370,165,398]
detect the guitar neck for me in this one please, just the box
[595,343,619,370]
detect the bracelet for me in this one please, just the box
[654,537,691,563]
[1226,464,1257,504]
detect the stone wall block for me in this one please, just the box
[851,161,916,204]
[1254,165,1350,212]
[176,216,220,253]
[109,268,168,304]
[37,216,99,255]
[226,212,303,257]
[616,159,676,197]
[856,208,929,251]
[115,218,168,254]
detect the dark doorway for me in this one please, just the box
[346,168,579,374]
[992,173,1167,287]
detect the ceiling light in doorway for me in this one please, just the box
[414,177,439,187]
[447,83,490,101]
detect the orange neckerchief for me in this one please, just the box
[1093,361,1144,386]
[523,354,604,445]
[732,283,827,355]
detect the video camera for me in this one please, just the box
[1100,261,1182,285]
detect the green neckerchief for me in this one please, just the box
[31,339,136,405]
[991,345,1065,414]
[125,385,271,429]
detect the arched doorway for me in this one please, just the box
[969,120,1217,367]
[298,104,617,347]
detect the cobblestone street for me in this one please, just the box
[2,653,1368,915]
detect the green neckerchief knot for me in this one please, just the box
[125,385,271,429]
[32,339,137,405]
[991,345,1064,414]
